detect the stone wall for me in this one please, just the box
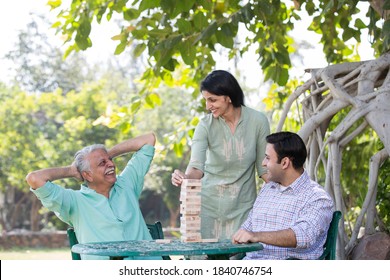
[0,231,69,249]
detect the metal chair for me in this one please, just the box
[67,227,81,260]
[317,210,342,260]
[67,221,169,260]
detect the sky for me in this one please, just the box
[0,0,120,83]
[0,0,376,99]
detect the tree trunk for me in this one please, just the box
[30,195,42,232]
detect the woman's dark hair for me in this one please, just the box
[200,70,245,107]
[266,132,307,169]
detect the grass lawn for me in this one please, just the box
[0,247,71,260]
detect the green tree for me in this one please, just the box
[46,0,389,157]
[4,13,95,93]
[0,82,123,231]
[50,0,387,86]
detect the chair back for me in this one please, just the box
[67,221,166,260]
[318,211,342,260]
[67,227,81,260]
[147,221,165,239]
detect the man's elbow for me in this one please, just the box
[147,132,156,146]
[26,172,43,190]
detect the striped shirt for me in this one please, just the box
[242,171,334,260]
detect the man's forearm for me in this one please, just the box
[254,228,297,247]
[26,166,75,190]
[108,132,156,158]
[184,167,204,179]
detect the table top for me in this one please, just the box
[72,239,263,258]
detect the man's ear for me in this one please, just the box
[281,157,290,169]
[82,171,92,182]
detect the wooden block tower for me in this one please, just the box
[180,179,202,242]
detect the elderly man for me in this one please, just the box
[232,132,334,260]
[26,132,159,260]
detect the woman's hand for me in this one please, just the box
[171,169,186,187]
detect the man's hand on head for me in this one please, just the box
[71,162,84,182]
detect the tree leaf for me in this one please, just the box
[131,100,141,113]
[78,15,91,38]
[47,0,62,9]
[139,0,161,11]
[133,43,146,57]
[180,38,196,65]
[114,41,127,55]
[145,93,162,107]
[216,29,234,48]
[177,18,192,34]
[354,18,367,29]
[195,21,217,43]
[75,33,91,50]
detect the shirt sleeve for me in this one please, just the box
[187,122,208,172]
[118,144,155,198]
[291,190,334,249]
[241,207,253,231]
[30,181,75,224]
[255,112,270,177]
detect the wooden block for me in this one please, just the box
[200,238,218,243]
[180,225,201,232]
[181,231,201,237]
[180,218,201,224]
[180,203,201,209]
[155,239,171,243]
[180,230,201,235]
[180,189,201,195]
[180,204,201,211]
[181,179,202,187]
[180,221,201,227]
[180,222,201,229]
[179,179,202,243]
[180,188,201,195]
[180,209,201,215]
[179,196,201,203]
[181,237,202,243]
[181,216,201,222]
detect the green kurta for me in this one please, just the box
[188,106,270,239]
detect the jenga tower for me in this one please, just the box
[180,179,202,242]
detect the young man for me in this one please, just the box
[232,131,334,260]
[26,132,159,260]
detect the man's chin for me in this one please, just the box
[106,176,117,184]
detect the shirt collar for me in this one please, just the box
[269,170,309,194]
[80,183,117,196]
[80,184,94,193]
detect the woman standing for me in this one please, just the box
[172,70,270,240]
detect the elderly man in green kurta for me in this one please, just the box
[172,70,270,240]
[26,132,160,260]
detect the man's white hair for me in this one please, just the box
[74,144,107,173]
